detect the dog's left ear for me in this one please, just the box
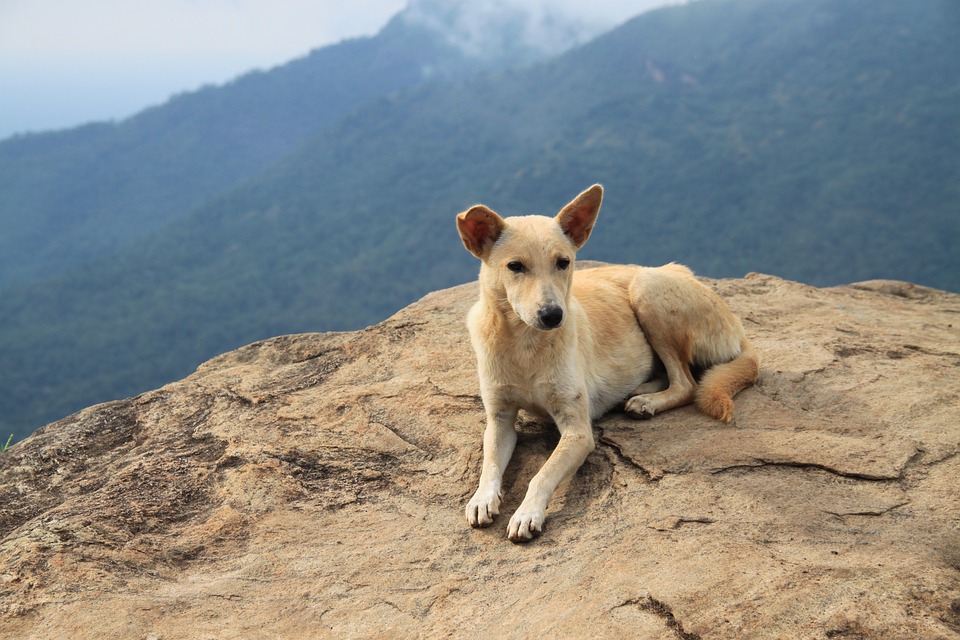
[457,205,506,260]
[556,184,603,249]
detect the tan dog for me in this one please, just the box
[456,184,759,542]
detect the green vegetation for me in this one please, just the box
[0,0,957,442]
[0,17,472,288]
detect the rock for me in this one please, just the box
[0,270,958,639]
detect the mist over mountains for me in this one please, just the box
[398,0,679,64]
[1,0,957,441]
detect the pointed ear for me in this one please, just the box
[456,205,506,259]
[556,184,603,249]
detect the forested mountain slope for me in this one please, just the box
[0,16,473,287]
[2,0,957,440]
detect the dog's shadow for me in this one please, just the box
[497,417,617,533]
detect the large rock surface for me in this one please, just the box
[1,270,958,639]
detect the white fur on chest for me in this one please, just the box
[477,333,579,418]
[467,300,653,421]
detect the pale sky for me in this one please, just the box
[0,0,677,139]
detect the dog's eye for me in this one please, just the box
[507,261,526,273]
[556,257,571,270]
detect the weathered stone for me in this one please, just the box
[1,270,958,639]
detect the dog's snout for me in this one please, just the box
[538,305,564,329]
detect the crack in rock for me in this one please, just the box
[649,516,716,532]
[824,501,910,522]
[614,596,702,640]
[711,459,900,482]
[597,430,662,482]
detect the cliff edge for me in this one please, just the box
[1,271,958,639]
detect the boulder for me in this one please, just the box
[1,270,958,639]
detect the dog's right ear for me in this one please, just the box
[457,205,505,260]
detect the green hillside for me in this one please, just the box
[0,17,473,287]
[2,0,957,441]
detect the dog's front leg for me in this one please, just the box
[466,404,518,528]
[507,397,594,542]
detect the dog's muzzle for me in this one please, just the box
[537,305,564,330]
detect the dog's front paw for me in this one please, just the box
[466,487,502,528]
[506,508,544,543]
[625,395,656,420]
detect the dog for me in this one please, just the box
[456,184,759,542]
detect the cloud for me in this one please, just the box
[399,0,685,60]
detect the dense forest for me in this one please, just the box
[1,0,958,441]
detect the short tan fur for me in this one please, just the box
[457,185,759,541]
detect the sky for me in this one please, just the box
[0,0,679,139]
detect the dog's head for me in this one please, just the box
[456,184,603,331]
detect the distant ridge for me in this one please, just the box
[0,15,476,287]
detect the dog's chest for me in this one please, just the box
[477,337,581,414]
[472,316,654,420]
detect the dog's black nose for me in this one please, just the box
[538,305,564,329]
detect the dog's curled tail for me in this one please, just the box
[696,337,760,423]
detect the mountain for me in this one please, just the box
[1,0,958,441]
[0,0,617,289]
[0,14,482,288]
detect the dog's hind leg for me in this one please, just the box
[631,377,668,396]
[624,265,707,419]
[624,340,697,419]
[466,405,518,528]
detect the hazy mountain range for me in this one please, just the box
[1,0,957,441]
